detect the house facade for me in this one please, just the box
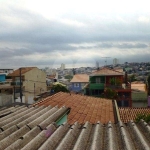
[70,74,89,93]
[0,69,14,75]
[85,68,132,107]
[8,67,47,95]
[0,73,6,82]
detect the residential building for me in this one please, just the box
[8,67,47,95]
[113,58,119,66]
[0,68,14,75]
[33,92,115,124]
[131,82,147,106]
[0,73,6,82]
[70,74,89,93]
[60,63,65,70]
[85,67,132,107]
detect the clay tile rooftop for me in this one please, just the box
[119,107,150,123]
[70,74,89,83]
[8,67,37,76]
[33,92,115,124]
[91,67,123,76]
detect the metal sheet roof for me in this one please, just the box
[0,105,69,150]
[0,105,150,149]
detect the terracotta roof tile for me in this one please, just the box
[33,92,114,124]
[91,67,123,76]
[70,74,89,83]
[8,67,37,76]
[119,107,150,123]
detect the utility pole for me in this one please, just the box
[34,83,35,98]
[101,57,111,66]
[19,68,22,103]
[13,86,15,102]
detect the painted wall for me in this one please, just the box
[148,96,150,107]
[89,76,105,90]
[132,91,147,101]
[0,74,6,82]
[71,83,81,92]
[23,68,47,94]
[90,76,105,83]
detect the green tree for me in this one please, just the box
[105,88,118,99]
[64,75,73,81]
[135,113,150,123]
[51,84,69,93]
[128,74,136,82]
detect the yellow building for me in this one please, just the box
[8,67,46,95]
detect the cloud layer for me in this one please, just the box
[0,0,150,68]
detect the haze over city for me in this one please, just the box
[0,0,150,69]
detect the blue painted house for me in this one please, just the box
[70,74,89,93]
[0,73,6,82]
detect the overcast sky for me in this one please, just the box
[0,0,150,69]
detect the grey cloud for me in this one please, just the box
[115,43,148,49]
[0,4,150,68]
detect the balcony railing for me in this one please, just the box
[90,81,105,84]
[105,82,131,90]
[11,81,22,86]
[116,96,131,101]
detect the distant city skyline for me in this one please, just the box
[0,0,150,68]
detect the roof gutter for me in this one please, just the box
[112,100,120,123]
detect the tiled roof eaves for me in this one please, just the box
[33,92,115,124]
[90,74,123,76]
[8,67,37,76]
[119,107,150,123]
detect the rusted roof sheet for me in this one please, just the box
[33,92,115,124]
[8,67,37,76]
[70,74,89,83]
[91,67,123,76]
[119,107,150,123]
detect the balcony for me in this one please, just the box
[11,81,22,86]
[89,82,105,90]
[105,82,131,90]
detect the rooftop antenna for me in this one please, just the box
[101,57,111,66]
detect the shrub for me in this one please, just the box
[135,113,150,123]
[51,84,69,93]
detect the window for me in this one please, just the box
[96,78,101,83]
[74,83,79,87]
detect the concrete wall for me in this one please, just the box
[132,91,147,101]
[23,68,47,94]
[0,95,13,106]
